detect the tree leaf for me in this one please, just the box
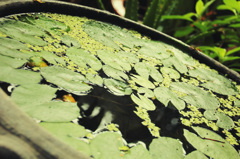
[184,127,240,159]
[131,94,156,111]
[149,137,185,159]
[90,132,124,159]
[170,82,220,109]
[40,66,92,95]
[154,86,185,110]
[104,78,132,96]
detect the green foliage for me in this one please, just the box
[0,12,240,158]
[125,0,139,21]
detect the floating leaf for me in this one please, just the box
[11,84,58,111]
[135,62,163,82]
[125,144,152,159]
[40,66,92,95]
[118,51,139,64]
[149,137,185,159]
[184,150,208,159]
[104,78,132,96]
[39,51,66,66]
[103,65,129,81]
[160,67,180,79]
[138,87,154,98]
[0,37,28,50]
[61,35,81,47]
[0,55,27,68]
[67,47,102,70]
[188,68,238,95]
[90,132,124,159]
[138,40,170,60]
[83,21,141,49]
[162,56,188,74]
[170,82,220,109]
[184,127,240,159]
[97,50,131,71]
[86,73,103,86]
[131,94,156,111]
[0,66,42,85]
[0,44,32,59]
[40,122,91,156]
[131,74,155,89]
[154,87,185,110]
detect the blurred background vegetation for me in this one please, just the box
[59,0,240,73]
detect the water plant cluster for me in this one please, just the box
[0,12,240,158]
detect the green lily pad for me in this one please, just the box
[170,82,220,110]
[134,62,163,82]
[40,66,92,95]
[184,151,208,159]
[131,94,156,111]
[125,144,152,159]
[66,47,102,71]
[162,56,188,74]
[39,51,66,66]
[234,100,240,107]
[154,86,185,110]
[104,78,132,96]
[39,122,90,156]
[61,35,81,47]
[103,65,129,82]
[90,132,124,159]
[97,50,131,71]
[86,73,103,86]
[131,74,155,89]
[160,67,180,79]
[149,137,185,159]
[0,37,28,50]
[0,45,32,59]
[11,84,58,112]
[138,87,154,98]
[184,126,240,159]
[118,51,139,64]
[188,68,238,95]
[0,55,27,68]
[0,67,42,85]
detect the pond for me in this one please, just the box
[0,12,240,158]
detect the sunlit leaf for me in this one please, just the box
[149,137,185,159]
[66,47,102,71]
[160,67,180,79]
[138,87,154,98]
[131,94,156,111]
[41,66,92,95]
[135,62,163,82]
[0,55,27,68]
[125,144,152,159]
[154,86,185,110]
[40,122,91,156]
[131,74,155,89]
[103,65,129,81]
[86,73,103,86]
[118,51,139,64]
[162,56,188,74]
[188,68,238,95]
[184,150,208,159]
[61,35,81,47]
[184,127,240,159]
[90,132,124,159]
[170,82,220,109]
[0,44,33,59]
[104,78,132,96]
[0,37,28,50]
[196,0,204,16]
[39,51,66,66]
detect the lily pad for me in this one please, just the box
[39,122,90,156]
[170,82,220,110]
[0,55,27,68]
[162,56,188,74]
[97,50,131,71]
[149,137,185,159]
[125,144,152,159]
[0,37,28,50]
[61,35,81,47]
[134,62,163,82]
[0,44,32,59]
[0,66,42,85]
[184,151,208,159]
[86,73,103,86]
[39,51,66,66]
[160,67,180,79]
[66,47,102,70]
[131,74,155,89]
[154,86,185,110]
[184,126,240,159]
[103,65,129,81]
[90,132,124,159]
[40,66,92,95]
[118,51,139,64]
[104,78,132,96]
[138,87,154,98]
[188,68,238,95]
[131,94,156,111]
